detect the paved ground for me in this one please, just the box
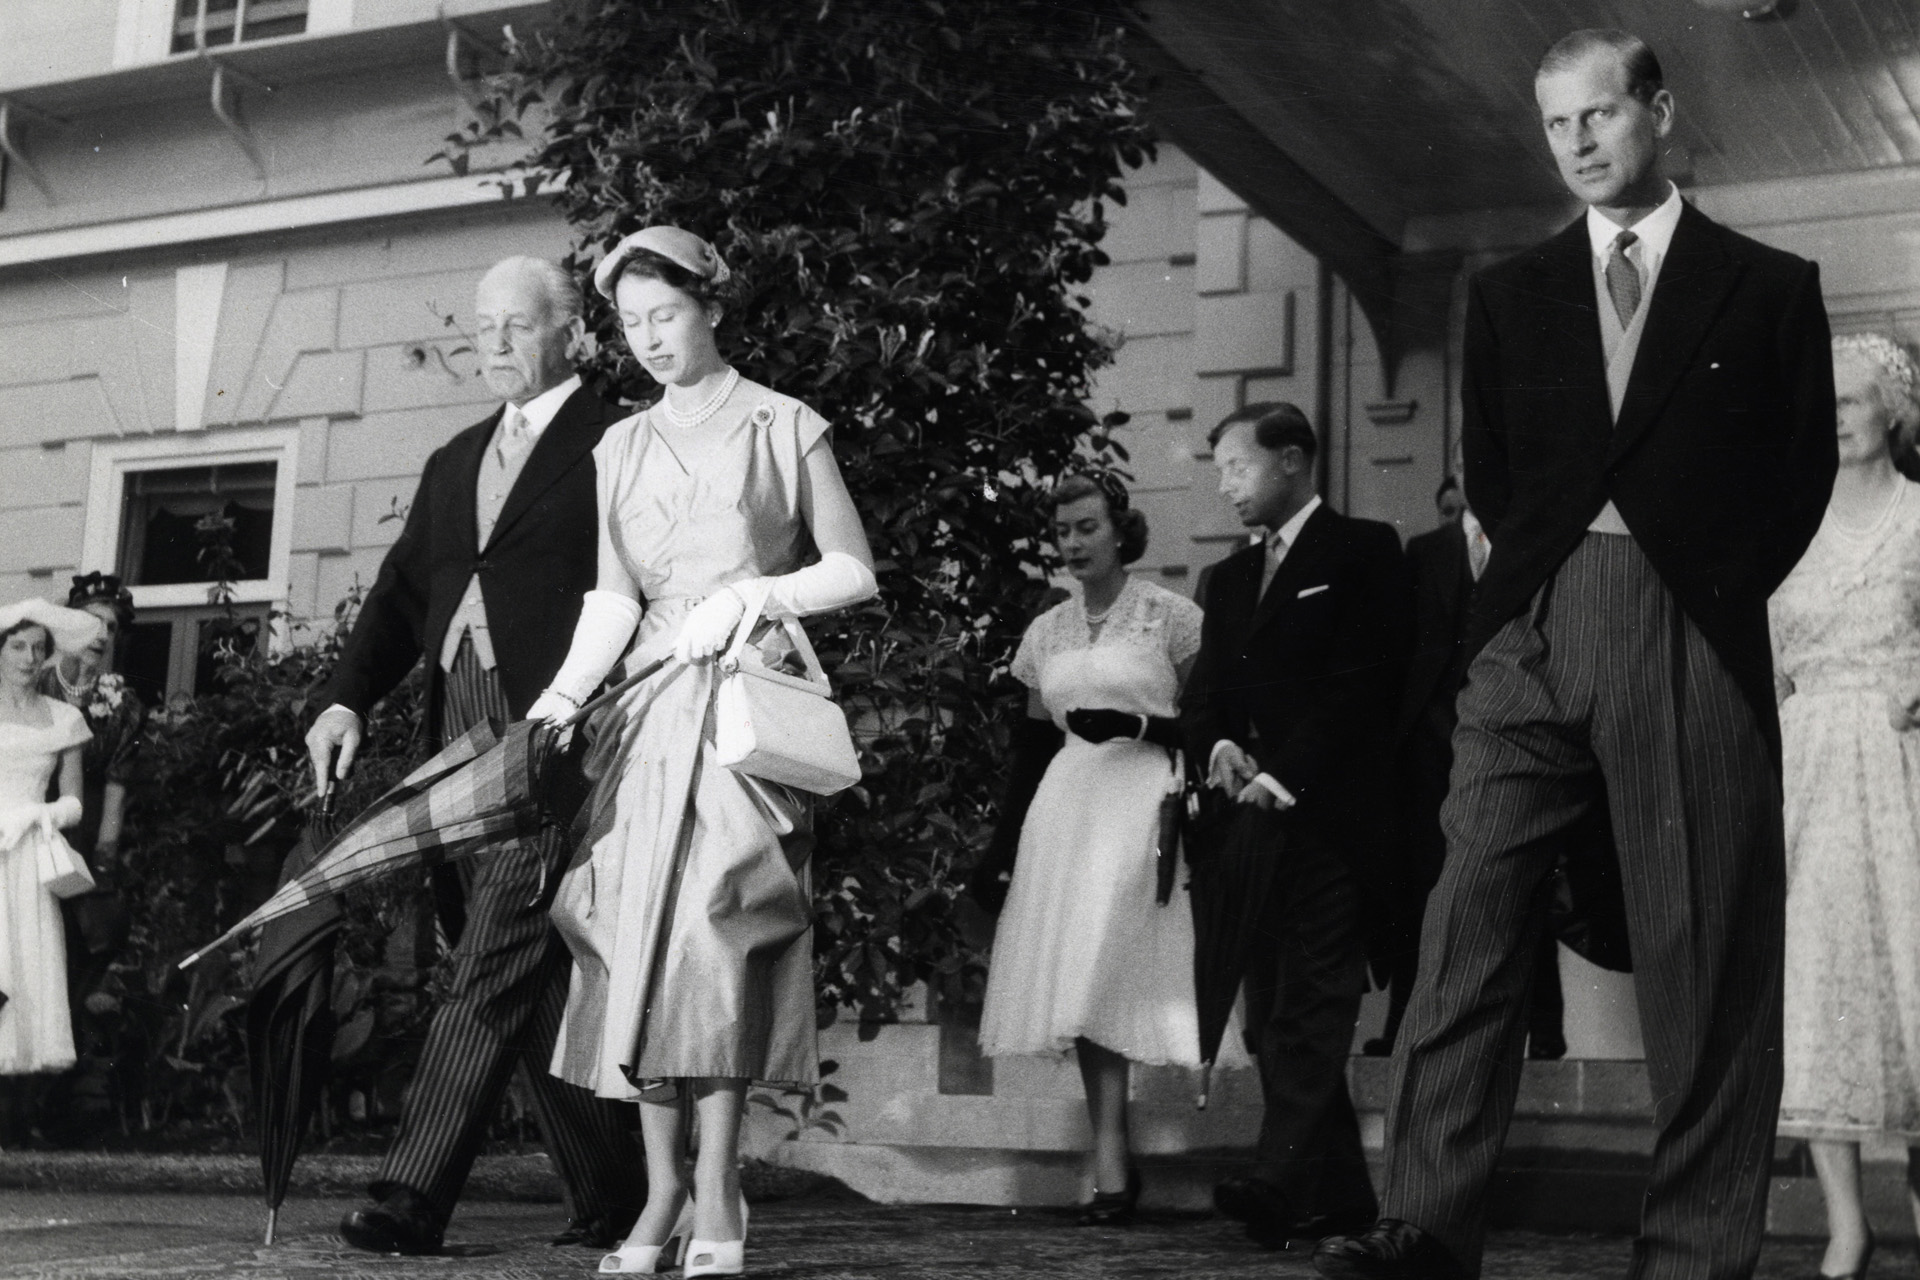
[0,1188,1874,1280]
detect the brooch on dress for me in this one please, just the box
[750,403,775,429]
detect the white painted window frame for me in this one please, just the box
[80,426,299,610]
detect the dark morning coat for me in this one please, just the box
[1460,201,1836,756]
[1181,504,1413,889]
[324,382,624,730]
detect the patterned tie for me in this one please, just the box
[1261,531,1285,596]
[497,403,531,467]
[1605,230,1642,326]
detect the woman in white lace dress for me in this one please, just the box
[1772,333,1920,1276]
[976,472,1202,1225]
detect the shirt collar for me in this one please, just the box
[506,373,582,437]
[1585,182,1683,270]
[1268,493,1322,550]
[1460,507,1485,543]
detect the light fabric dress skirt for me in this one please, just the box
[979,640,1201,1068]
[1777,680,1920,1140]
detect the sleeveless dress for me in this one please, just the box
[0,697,91,1075]
[978,577,1205,1067]
[549,380,832,1100]
[1772,482,1920,1140]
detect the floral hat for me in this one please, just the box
[591,226,731,300]
[0,598,105,655]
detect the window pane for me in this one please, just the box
[118,462,276,587]
[172,0,306,52]
[123,620,173,707]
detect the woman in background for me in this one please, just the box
[1772,332,1920,1278]
[39,574,143,1032]
[0,600,103,1137]
[974,472,1203,1226]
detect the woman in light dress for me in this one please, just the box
[0,600,104,1122]
[1772,332,1920,1278]
[528,227,876,1275]
[976,472,1203,1225]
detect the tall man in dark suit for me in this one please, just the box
[1317,29,1836,1280]
[1182,402,1411,1248]
[305,256,643,1256]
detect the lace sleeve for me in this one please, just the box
[1009,608,1056,690]
[1162,590,1204,667]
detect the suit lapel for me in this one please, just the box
[1608,204,1740,464]
[1523,220,1613,447]
[448,409,495,561]
[1212,544,1264,638]
[1251,504,1334,636]
[1436,522,1470,613]
[486,386,605,551]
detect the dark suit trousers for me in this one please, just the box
[1381,535,1783,1280]
[373,641,643,1227]
[1242,815,1378,1220]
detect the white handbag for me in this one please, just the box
[712,586,861,796]
[37,830,96,900]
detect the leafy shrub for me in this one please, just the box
[440,0,1150,1020]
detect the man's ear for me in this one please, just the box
[562,316,588,361]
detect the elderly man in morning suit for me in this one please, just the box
[306,257,643,1256]
[1317,29,1836,1280]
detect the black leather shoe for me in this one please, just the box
[1214,1175,1294,1227]
[1313,1218,1469,1280]
[338,1189,443,1256]
[551,1206,641,1249]
[1249,1205,1379,1251]
[1527,1030,1567,1060]
[1076,1167,1141,1227]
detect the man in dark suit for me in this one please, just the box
[305,256,643,1256]
[1317,29,1835,1280]
[1366,486,1564,1062]
[1182,401,1411,1248]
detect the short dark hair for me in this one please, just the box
[1537,29,1663,105]
[1050,472,1150,566]
[617,247,725,311]
[0,620,49,652]
[1207,401,1318,462]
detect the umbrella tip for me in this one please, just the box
[265,1205,277,1246]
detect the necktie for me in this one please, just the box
[1261,533,1285,595]
[498,404,531,467]
[1605,231,1641,326]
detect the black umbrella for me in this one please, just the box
[1184,789,1284,1110]
[244,791,344,1247]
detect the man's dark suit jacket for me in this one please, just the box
[1461,200,1836,750]
[1396,522,1472,752]
[1182,503,1412,886]
[325,382,624,728]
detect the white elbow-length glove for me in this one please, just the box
[673,553,878,665]
[527,590,643,725]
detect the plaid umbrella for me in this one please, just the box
[182,655,667,971]
[1186,791,1283,1110]
[244,791,344,1246]
[180,719,551,968]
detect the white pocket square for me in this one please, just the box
[1297,584,1330,598]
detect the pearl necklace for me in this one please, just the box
[52,663,92,701]
[660,367,740,430]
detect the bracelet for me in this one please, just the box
[542,687,583,710]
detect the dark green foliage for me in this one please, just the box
[439,0,1149,1019]
[78,595,433,1145]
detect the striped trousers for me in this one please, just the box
[372,640,643,1229]
[1381,535,1784,1280]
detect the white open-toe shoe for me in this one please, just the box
[599,1193,694,1274]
